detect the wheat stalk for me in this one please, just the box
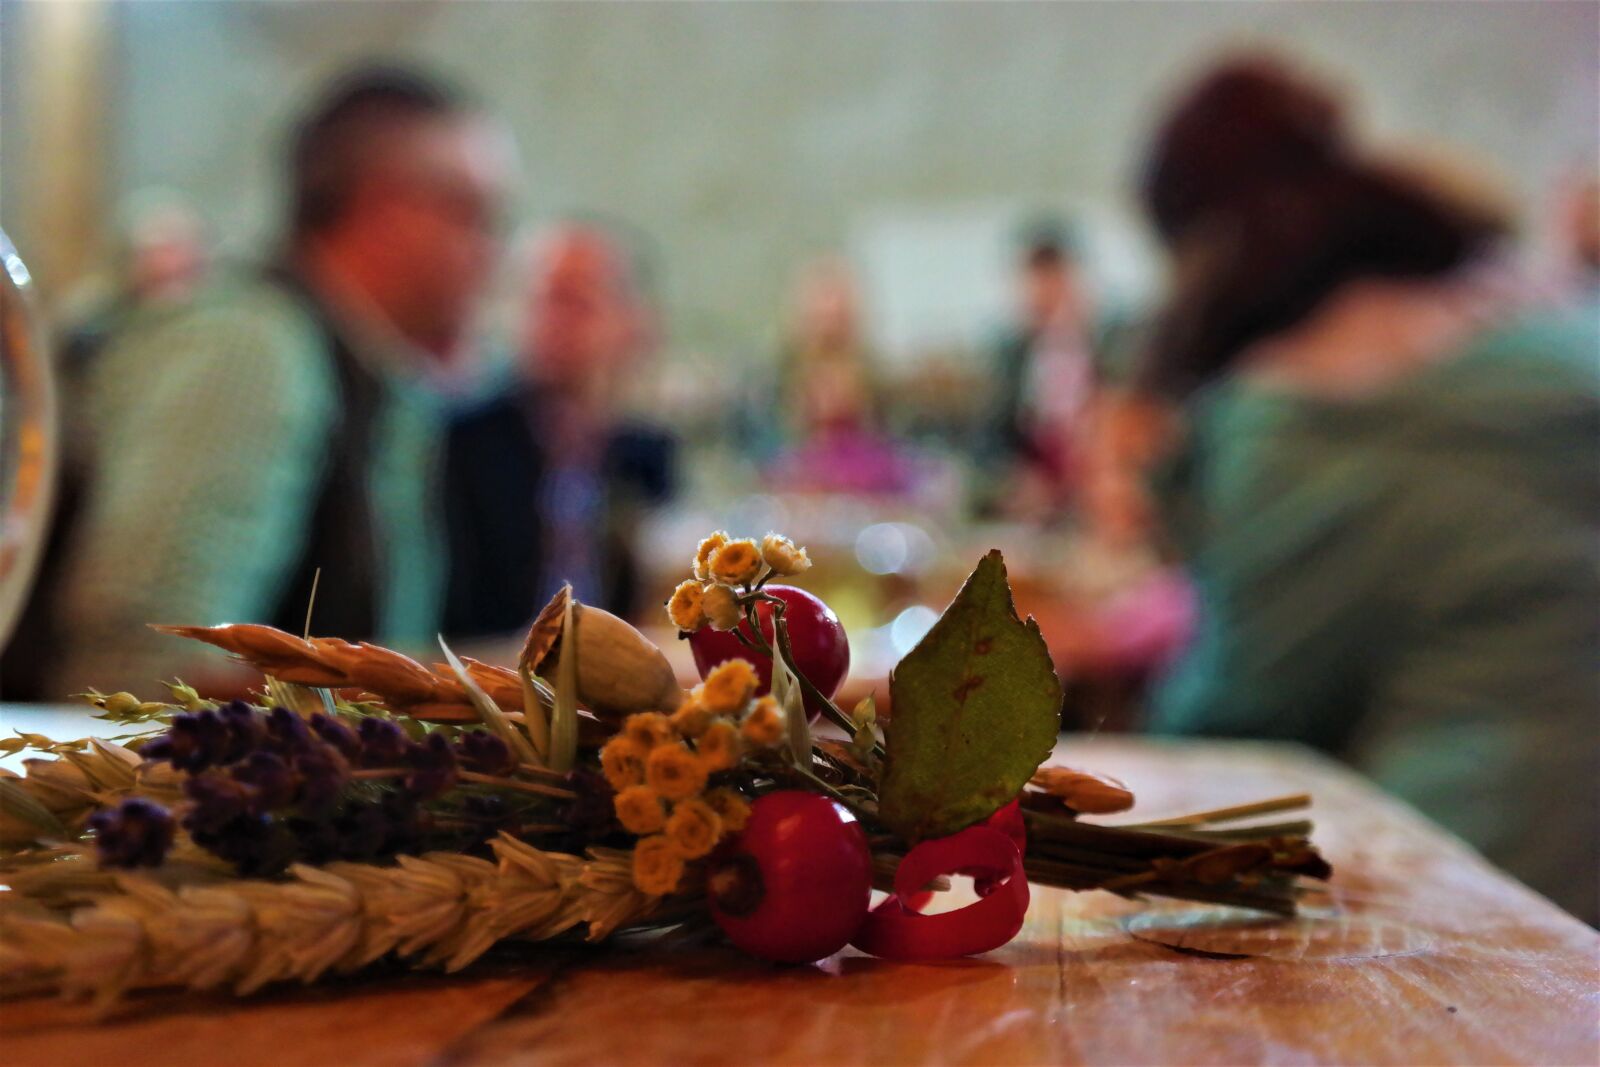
[150,625,613,748]
[0,835,661,1010]
[152,624,521,723]
[1,739,185,852]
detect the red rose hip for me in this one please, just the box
[688,585,849,722]
[708,791,872,963]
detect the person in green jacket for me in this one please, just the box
[1091,55,1599,924]
[19,66,512,701]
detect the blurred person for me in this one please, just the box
[18,65,512,700]
[57,188,211,379]
[4,191,213,692]
[1091,56,1599,922]
[1553,172,1600,299]
[984,220,1101,519]
[767,258,917,495]
[443,223,676,635]
[781,257,882,442]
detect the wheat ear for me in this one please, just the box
[0,835,659,1009]
[152,624,519,723]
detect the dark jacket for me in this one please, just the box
[443,385,675,637]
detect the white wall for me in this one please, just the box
[4,1,1596,358]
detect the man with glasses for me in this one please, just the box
[30,65,513,698]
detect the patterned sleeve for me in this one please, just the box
[1146,401,1392,753]
[46,288,337,697]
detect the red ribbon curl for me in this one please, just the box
[851,810,1029,961]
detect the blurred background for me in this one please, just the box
[0,2,1596,919]
[5,3,1595,348]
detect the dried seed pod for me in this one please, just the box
[1029,766,1136,815]
[522,587,685,722]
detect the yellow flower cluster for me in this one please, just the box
[600,659,789,896]
[665,530,812,634]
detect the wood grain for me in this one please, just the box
[4,737,1596,1067]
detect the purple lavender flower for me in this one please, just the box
[457,730,514,775]
[182,771,256,835]
[158,710,232,772]
[137,733,175,762]
[331,801,390,859]
[310,714,361,760]
[264,706,313,754]
[191,812,287,876]
[292,745,350,810]
[286,813,345,864]
[462,793,519,843]
[217,700,267,763]
[357,717,409,767]
[562,768,617,837]
[402,732,458,800]
[232,750,298,810]
[317,795,423,860]
[88,797,175,868]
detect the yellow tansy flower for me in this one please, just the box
[760,533,812,576]
[701,583,743,631]
[624,711,676,750]
[632,834,685,896]
[697,720,742,772]
[667,579,708,632]
[670,692,716,739]
[693,531,730,582]
[701,658,759,713]
[645,742,709,801]
[704,787,752,833]
[741,695,785,747]
[614,784,667,835]
[665,797,723,859]
[709,538,763,586]
[599,736,648,790]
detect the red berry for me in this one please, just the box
[708,791,872,963]
[688,586,849,722]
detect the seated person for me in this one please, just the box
[24,65,510,700]
[766,258,918,496]
[1095,57,1599,923]
[5,191,212,694]
[983,221,1102,521]
[444,224,676,636]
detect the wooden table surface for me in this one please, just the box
[4,735,1596,1067]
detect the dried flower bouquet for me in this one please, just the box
[1,533,1329,1005]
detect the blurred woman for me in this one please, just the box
[768,258,918,495]
[1093,56,1599,922]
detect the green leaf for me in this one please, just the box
[879,550,1061,842]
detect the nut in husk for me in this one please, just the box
[522,586,685,722]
